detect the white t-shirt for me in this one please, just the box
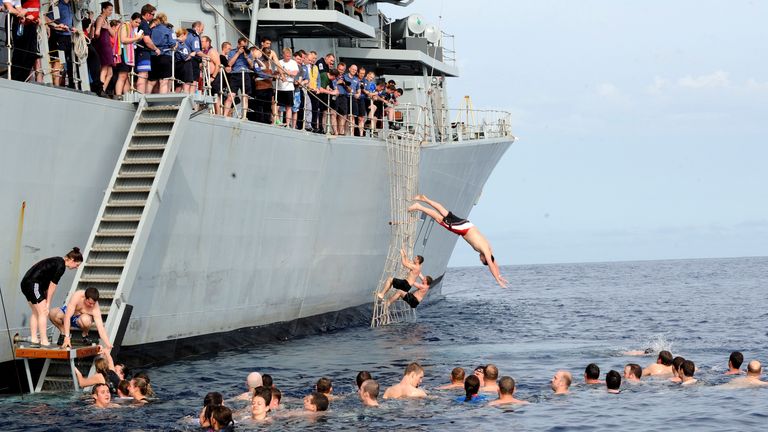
[277,59,298,91]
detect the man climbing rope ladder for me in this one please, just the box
[408,194,508,288]
[377,248,434,309]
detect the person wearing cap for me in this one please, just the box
[235,372,263,400]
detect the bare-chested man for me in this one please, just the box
[623,363,642,383]
[409,195,508,288]
[725,351,744,375]
[642,350,674,377]
[377,248,422,300]
[481,364,500,393]
[722,360,768,388]
[385,274,433,310]
[551,370,572,395]
[436,367,465,390]
[49,287,111,349]
[383,362,427,399]
[358,379,380,407]
[489,376,528,406]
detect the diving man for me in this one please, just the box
[408,194,508,288]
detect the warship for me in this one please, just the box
[0,0,514,391]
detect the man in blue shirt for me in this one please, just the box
[344,64,360,135]
[223,37,253,118]
[185,21,205,91]
[46,0,75,88]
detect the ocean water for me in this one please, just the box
[2,257,767,431]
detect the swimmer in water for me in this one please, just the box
[377,249,423,300]
[606,370,621,394]
[643,350,674,377]
[584,363,603,385]
[473,365,486,388]
[722,360,768,388]
[669,356,686,383]
[409,195,508,288]
[303,392,330,412]
[551,370,572,395]
[235,372,263,400]
[679,360,697,385]
[383,362,427,399]
[269,387,282,411]
[315,377,334,401]
[358,379,380,407]
[436,367,465,390]
[623,348,655,356]
[489,376,528,406]
[199,392,223,428]
[356,371,373,389]
[725,351,744,375]
[92,383,116,408]
[481,364,500,393]
[251,386,272,421]
[209,405,235,431]
[623,364,642,383]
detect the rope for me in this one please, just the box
[371,109,426,327]
[72,30,88,62]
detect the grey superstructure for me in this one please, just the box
[0,0,514,379]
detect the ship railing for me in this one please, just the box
[392,104,513,143]
[239,0,364,19]
[440,31,456,66]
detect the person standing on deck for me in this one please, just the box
[19,247,82,346]
[409,194,508,288]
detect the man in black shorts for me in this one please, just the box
[386,275,433,309]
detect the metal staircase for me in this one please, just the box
[37,94,193,391]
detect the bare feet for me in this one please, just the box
[413,194,427,202]
[39,340,50,347]
[377,291,384,300]
[407,203,420,213]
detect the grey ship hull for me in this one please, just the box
[0,79,511,369]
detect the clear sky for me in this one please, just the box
[382,0,768,266]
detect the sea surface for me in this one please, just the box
[2,257,767,431]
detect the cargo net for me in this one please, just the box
[371,122,426,327]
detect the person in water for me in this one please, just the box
[643,350,674,377]
[358,379,380,407]
[408,195,508,288]
[606,370,621,394]
[584,363,603,384]
[679,360,697,386]
[50,286,112,349]
[383,362,427,399]
[725,351,744,375]
[722,360,768,388]
[92,383,116,408]
[377,249,423,300]
[437,367,465,389]
[481,364,500,392]
[489,376,528,406]
[551,370,572,395]
[199,392,224,428]
[20,247,83,346]
[303,392,329,412]
[456,375,487,403]
[356,371,373,389]
[623,364,642,383]
[251,386,272,421]
[315,377,334,401]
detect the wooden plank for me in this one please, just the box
[15,345,101,360]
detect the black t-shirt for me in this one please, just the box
[22,257,66,286]
[136,19,153,54]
